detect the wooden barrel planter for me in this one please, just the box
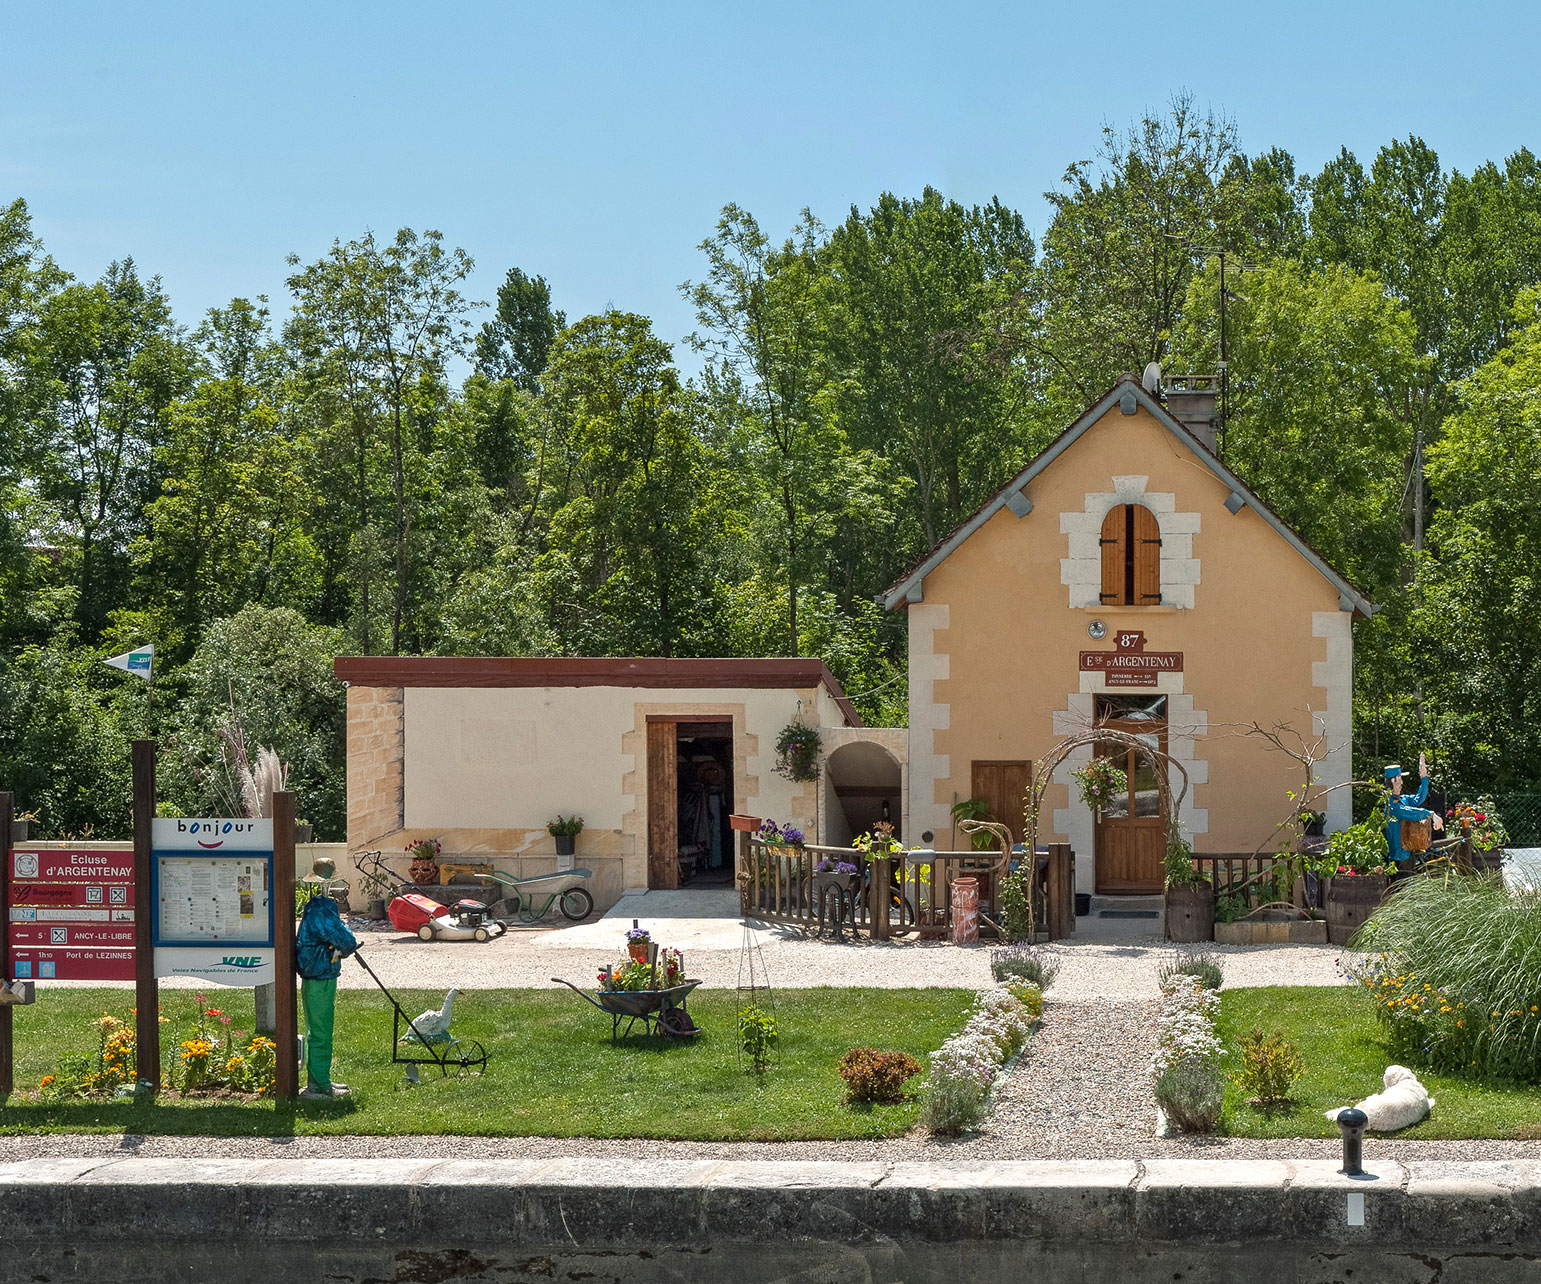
[1164,884,1214,943]
[1325,875,1388,946]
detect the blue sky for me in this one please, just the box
[5,1,1539,364]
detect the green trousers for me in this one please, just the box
[300,977,337,1093]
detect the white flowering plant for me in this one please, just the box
[921,989,1032,1135]
[1151,974,1224,1133]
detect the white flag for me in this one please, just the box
[104,645,154,680]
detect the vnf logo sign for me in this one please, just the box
[220,956,263,968]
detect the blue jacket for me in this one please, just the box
[1386,776,1433,863]
[296,895,359,979]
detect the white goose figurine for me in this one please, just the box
[404,988,461,1045]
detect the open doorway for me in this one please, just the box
[646,718,734,889]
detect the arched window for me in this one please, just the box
[1099,504,1162,605]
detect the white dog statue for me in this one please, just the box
[1325,1065,1434,1132]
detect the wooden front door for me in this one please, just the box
[1093,717,1168,894]
[646,719,678,889]
[971,761,1032,844]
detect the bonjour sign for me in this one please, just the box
[1079,630,1183,688]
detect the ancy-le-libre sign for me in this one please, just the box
[1078,629,1183,688]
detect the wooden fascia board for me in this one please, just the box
[331,656,865,726]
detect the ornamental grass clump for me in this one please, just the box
[921,989,1032,1135]
[1151,976,1223,1133]
[1157,949,1224,993]
[990,942,1060,990]
[1351,874,1541,1081]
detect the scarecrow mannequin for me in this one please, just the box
[295,862,359,1099]
[1385,753,1443,875]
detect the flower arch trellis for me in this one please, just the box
[1023,728,1190,855]
[956,729,1191,941]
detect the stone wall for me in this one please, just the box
[345,685,404,848]
[6,1157,1541,1283]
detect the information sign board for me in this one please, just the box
[150,818,275,986]
[8,847,136,981]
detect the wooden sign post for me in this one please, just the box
[132,740,159,1092]
[0,790,12,1096]
[272,790,298,1100]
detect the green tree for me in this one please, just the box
[1174,259,1424,594]
[0,636,135,838]
[285,228,474,654]
[1036,93,1254,411]
[133,298,318,659]
[685,205,834,654]
[473,266,565,392]
[1410,287,1541,789]
[24,260,195,637]
[533,311,717,655]
[823,187,1037,551]
[161,604,348,838]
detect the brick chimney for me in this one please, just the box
[1162,374,1220,453]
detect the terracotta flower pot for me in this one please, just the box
[628,941,650,963]
[410,858,439,884]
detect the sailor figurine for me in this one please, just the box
[1385,753,1443,871]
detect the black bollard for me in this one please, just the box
[1337,1106,1368,1176]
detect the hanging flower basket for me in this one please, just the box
[1070,757,1127,815]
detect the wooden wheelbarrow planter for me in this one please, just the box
[551,977,702,1043]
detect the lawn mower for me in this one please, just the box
[387,891,508,942]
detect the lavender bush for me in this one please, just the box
[989,942,1061,990]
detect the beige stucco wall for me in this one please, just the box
[370,684,833,893]
[908,402,1354,885]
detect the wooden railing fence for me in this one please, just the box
[736,836,1075,941]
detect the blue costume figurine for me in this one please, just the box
[1385,753,1443,871]
[295,885,359,1099]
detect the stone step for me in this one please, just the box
[1089,894,1163,918]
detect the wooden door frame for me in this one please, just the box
[646,717,736,890]
[1092,716,1169,895]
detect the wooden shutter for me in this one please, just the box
[646,720,678,889]
[971,761,1033,845]
[1099,507,1126,604]
[1132,504,1162,603]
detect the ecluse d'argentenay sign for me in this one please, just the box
[9,848,136,981]
[1078,629,1183,689]
[151,818,276,986]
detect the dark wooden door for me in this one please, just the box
[971,761,1032,844]
[646,720,678,889]
[1093,723,1167,894]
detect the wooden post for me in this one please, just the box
[131,740,158,1093]
[272,791,298,1100]
[0,791,13,1096]
[1046,843,1074,940]
[872,854,891,941]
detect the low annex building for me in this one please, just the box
[333,656,900,912]
[884,373,1372,895]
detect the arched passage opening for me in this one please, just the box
[825,741,903,847]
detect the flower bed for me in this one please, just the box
[1151,975,1223,1133]
[920,988,1034,1135]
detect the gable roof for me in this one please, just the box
[881,377,1376,617]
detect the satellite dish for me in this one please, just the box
[1141,362,1162,394]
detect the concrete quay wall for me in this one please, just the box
[5,1156,1541,1282]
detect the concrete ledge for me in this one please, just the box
[7,1158,1541,1281]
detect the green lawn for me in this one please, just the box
[0,986,971,1139]
[1219,986,1541,1140]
